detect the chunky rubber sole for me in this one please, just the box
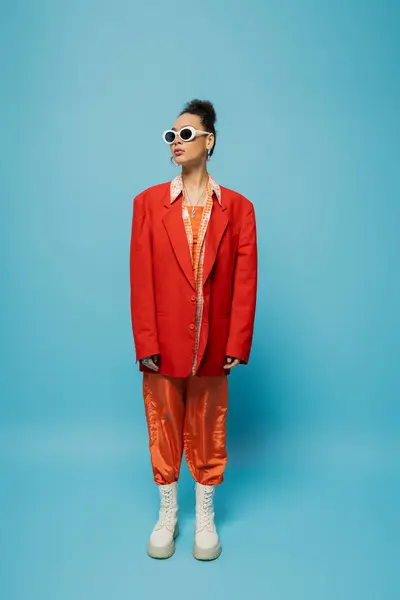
[147,522,179,559]
[193,541,222,561]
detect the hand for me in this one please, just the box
[140,354,160,371]
[223,356,240,370]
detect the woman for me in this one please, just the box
[130,99,257,561]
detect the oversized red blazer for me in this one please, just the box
[129,181,257,377]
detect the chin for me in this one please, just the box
[175,155,200,168]
[174,155,188,165]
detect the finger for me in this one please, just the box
[223,360,235,369]
[223,358,240,369]
[223,356,233,368]
[143,359,159,371]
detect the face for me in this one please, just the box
[170,113,214,167]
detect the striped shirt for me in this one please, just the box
[170,174,221,374]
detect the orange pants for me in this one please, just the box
[142,372,228,486]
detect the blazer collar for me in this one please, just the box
[170,173,221,204]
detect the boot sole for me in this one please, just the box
[193,541,222,561]
[147,523,179,559]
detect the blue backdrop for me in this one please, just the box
[1,1,399,598]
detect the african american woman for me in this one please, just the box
[130,99,258,561]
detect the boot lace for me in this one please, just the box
[198,487,215,532]
[158,486,175,530]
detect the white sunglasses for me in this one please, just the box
[162,126,211,144]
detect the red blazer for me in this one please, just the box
[130,181,257,377]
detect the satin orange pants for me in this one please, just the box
[142,372,228,486]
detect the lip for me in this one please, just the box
[174,148,185,156]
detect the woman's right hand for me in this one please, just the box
[140,354,160,371]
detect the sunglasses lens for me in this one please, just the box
[180,127,193,141]
[164,131,176,143]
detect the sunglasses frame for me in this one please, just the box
[162,126,211,144]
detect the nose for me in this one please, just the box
[173,136,183,148]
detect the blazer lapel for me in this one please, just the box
[202,199,229,286]
[163,196,196,291]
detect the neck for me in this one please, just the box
[181,163,209,191]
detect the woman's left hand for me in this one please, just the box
[223,356,240,369]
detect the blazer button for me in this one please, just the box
[191,295,196,302]
[190,323,195,330]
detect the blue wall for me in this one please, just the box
[1,1,399,598]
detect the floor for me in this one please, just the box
[2,422,398,600]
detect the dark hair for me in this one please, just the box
[179,99,217,157]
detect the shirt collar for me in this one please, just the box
[170,173,221,204]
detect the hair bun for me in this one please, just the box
[181,99,217,126]
[199,100,217,125]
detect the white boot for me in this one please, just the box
[193,483,222,560]
[147,482,179,559]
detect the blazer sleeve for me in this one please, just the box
[130,192,160,362]
[226,202,258,364]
